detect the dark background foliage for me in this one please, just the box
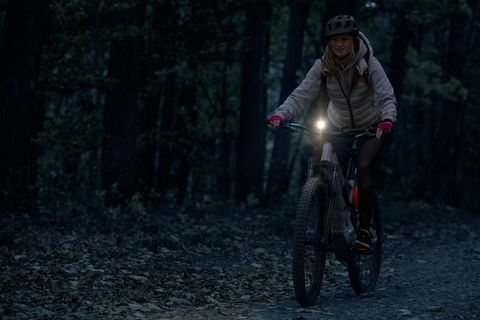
[0,0,479,219]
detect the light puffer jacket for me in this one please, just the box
[274,32,397,129]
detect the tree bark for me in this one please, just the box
[217,41,234,196]
[235,0,271,202]
[139,1,175,193]
[175,83,197,204]
[101,0,146,207]
[265,0,310,205]
[138,91,159,190]
[0,0,50,213]
[389,14,413,99]
[156,72,177,195]
[383,12,414,192]
[420,1,469,205]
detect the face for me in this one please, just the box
[329,35,354,58]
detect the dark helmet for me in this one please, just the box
[325,15,359,38]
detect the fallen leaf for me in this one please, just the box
[398,309,412,316]
[240,295,251,301]
[252,294,270,302]
[129,275,148,282]
[168,297,191,305]
[144,303,163,313]
[427,306,446,312]
[254,248,267,255]
[128,303,146,311]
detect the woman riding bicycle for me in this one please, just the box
[267,15,397,252]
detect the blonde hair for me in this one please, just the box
[322,37,357,75]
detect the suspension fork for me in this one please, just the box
[323,166,339,239]
[306,159,320,179]
[320,141,356,247]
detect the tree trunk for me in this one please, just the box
[389,15,413,99]
[0,0,50,213]
[421,1,469,204]
[152,2,178,196]
[455,0,480,209]
[217,41,234,196]
[156,72,177,195]
[383,13,413,193]
[101,0,146,207]
[235,0,271,202]
[175,83,197,204]
[265,0,310,205]
[137,91,159,191]
[139,1,175,193]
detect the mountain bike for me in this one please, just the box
[282,120,383,306]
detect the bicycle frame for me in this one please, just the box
[318,139,354,251]
[284,123,374,251]
[283,121,383,304]
[295,127,354,252]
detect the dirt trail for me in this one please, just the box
[162,216,480,320]
[1,204,479,319]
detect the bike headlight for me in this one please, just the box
[316,119,326,131]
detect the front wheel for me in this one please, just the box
[292,177,328,306]
[347,191,383,294]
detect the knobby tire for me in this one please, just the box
[292,177,327,307]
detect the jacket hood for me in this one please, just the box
[355,32,373,74]
[342,32,373,71]
[358,32,374,58]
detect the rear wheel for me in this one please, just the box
[347,191,383,294]
[292,177,328,306]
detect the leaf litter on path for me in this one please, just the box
[1,204,479,319]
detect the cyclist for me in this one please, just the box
[267,15,397,252]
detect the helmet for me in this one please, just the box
[325,15,359,38]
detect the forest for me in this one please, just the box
[0,0,478,216]
[0,0,479,319]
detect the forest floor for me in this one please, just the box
[0,198,479,320]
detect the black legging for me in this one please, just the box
[357,137,383,188]
[331,135,383,187]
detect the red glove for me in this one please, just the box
[377,119,393,133]
[267,114,284,127]
[376,119,393,139]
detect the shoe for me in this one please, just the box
[352,229,371,254]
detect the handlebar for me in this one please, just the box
[276,121,376,139]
